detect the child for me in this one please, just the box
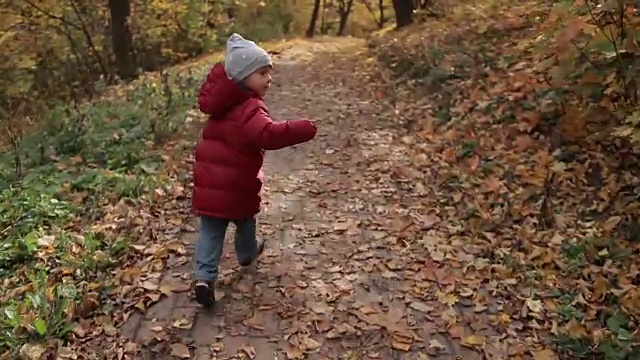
[191,33,317,307]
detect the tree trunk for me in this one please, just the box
[320,0,327,34]
[392,0,413,28]
[360,0,386,29]
[306,0,321,38]
[108,0,136,80]
[337,0,354,36]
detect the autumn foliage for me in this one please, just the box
[0,0,301,108]
[371,0,640,357]
[3,0,640,357]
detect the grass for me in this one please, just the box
[0,60,212,356]
[0,36,306,356]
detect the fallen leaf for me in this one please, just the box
[19,343,47,360]
[447,324,465,338]
[565,318,587,339]
[140,281,159,291]
[437,292,459,307]
[301,336,321,351]
[284,346,304,359]
[593,275,609,300]
[159,284,174,296]
[172,318,193,330]
[531,348,557,360]
[461,334,486,347]
[428,339,445,350]
[103,324,118,336]
[391,333,413,351]
[526,298,543,313]
[172,283,191,293]
[409,301,434,314]
[170,343,190,358]
[241,345,256,359]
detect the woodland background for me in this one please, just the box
[0,0,395,112]
[2,0,640,358]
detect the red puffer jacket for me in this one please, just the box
[192,63,317,219]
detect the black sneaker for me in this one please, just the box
[239,240,265,267]
[194,281,215,308]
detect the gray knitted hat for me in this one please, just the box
[224,33,272,82]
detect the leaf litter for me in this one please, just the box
[369,0,640,358]
[11,5,640,357]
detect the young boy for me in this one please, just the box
[192,33,317,307]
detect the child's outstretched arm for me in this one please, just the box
[242,104,317,150]
[197,71,217,115]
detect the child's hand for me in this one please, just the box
[243,105,317,150]
[294,119,318,143]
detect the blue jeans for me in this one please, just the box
[193,216,258,282]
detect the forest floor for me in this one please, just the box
[113,37,492,360]
[7,2,640,359]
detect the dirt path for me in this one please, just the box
[120,38,485,360]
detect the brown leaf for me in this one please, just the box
[391,333,413,351]
[171,283,191,293]
[409,301,434,314]
[103,324,118,337]
[564,318,587,339]
[246,312,265,330]
[301,336,322,351]
[531,348,557,360]
[240,346,256,359]
[140,281,159,291]
[284,346,304,359]
[447,324,465,338]
[601,216,621,232]
[170,343,190,358]
[236,279,254,293]
[19,343,47,360]
[593,275,609,300]
[326,328,342,339]
[56,346,77,359]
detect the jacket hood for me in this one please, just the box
[197,63,255,119]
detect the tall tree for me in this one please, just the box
[108,0,136,80]
[392,0,413,28]
[306,0,322,37]
[336,0,354,36]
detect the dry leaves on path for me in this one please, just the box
[369,0,640,358]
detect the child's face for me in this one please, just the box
[243,65,273,97]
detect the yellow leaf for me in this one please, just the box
[497,312,511,324]
[437,292,459,307]
[0,30,17,46]
[461,334,486,347]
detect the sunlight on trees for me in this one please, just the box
[3,0,640,358]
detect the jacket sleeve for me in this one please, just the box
[197,80,214,115]
[242,105,317,150]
